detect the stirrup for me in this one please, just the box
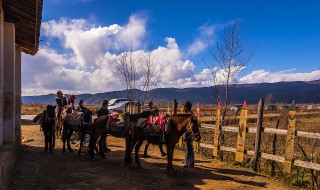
[161,131,166,143]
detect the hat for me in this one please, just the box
[184,101,192,108]
[102,100,108,106]
[79,100,84,103]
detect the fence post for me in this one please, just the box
[213,102,221,157]
[173,99,178,114]
[250,98,264,171]
[235,100,249,163]
[284,100,297,174]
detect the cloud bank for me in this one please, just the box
[22,15,320,96]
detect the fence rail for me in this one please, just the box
[200,124,320,140]
[195,99,320,173]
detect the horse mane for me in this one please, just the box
[171,114,193,129]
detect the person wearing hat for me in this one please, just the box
[96,100,110,117]
[75,100,88,112]
[55,90,68,118]
[95,100,111,152]
[147,101,159,116]
[183,101,195,168]
[143,101,167,158]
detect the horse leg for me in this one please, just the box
[135,138,144,166]
[52,125,56,148]
[59,122,63,136]
[62,124,67,153]
[124,133,133,165]
[159,144,167,157]
[99,132,107,158]
[78,130,86,155]
[89,127,97,159]
[67,129,73,152]
[166,144,175,172]
[43,129,48,152]
[49,129,53,153]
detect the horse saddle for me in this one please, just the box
[108,114,125,133]
[67,112,83,126]
[138,114,170,136]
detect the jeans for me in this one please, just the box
[185,137,194,166]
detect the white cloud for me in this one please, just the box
[116,14,146,49]
[187,39,206,55]
[22,16,320,96]
[239,70,320,83]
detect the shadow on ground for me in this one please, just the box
[10,143,268,190]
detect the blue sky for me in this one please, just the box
[21,0,320,95]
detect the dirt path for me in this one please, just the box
[9,122,293,190]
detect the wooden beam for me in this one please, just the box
[250,98,264,171]
[199,143,320,171]
[201,125,320,140]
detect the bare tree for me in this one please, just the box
[113,45,140,102]
[207,21,258,120]
[139,48,162,106]
[112,45,162,108]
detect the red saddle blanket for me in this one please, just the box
[147,114,167,131]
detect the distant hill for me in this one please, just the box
[22,80,320,105]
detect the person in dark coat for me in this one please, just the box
[55,90,67,119]
[96,100,110,117]
[75,100,88,112]
[75,100,93,148]
[183,101,195,168]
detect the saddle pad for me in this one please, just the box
[110,113,120,121]
[68,112,83,126]
[147,114,167,130]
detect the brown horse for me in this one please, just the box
[124,114,201,172]
[33,105,56,152]
[89,111,153,159]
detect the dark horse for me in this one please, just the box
[89,111,152,159]
[124,114,201,172]
[62,108,93,153]
[33,105,56,152]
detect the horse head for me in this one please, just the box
[46,105,56,119]
[186,116,201,142]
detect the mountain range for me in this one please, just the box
[22,80,320,105]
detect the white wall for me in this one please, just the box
[3,21,15,143]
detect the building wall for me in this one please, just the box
[0,1,4,147]
[3,21,15,143]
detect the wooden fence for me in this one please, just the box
[197,99,320,173]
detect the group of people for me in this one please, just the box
[54,90,196,168]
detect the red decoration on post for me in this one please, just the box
[242,100,247,109]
